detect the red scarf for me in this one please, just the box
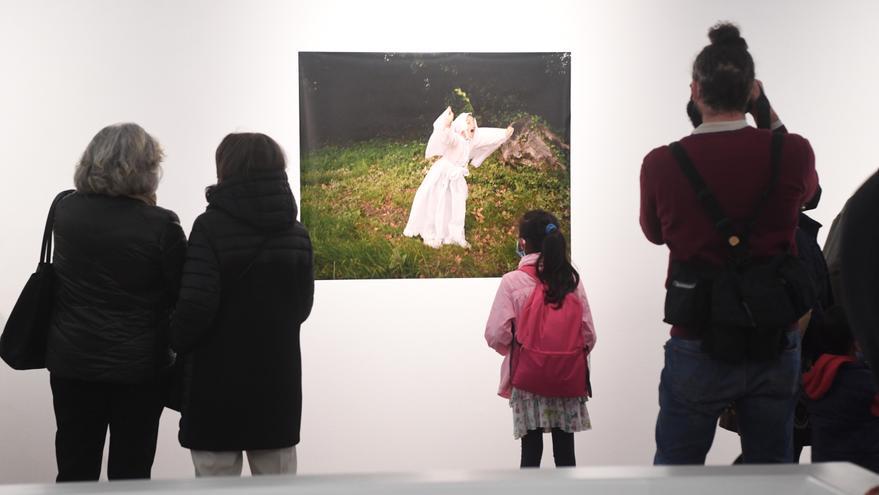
[803,354,879,416]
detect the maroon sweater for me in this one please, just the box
[640,125,818,337]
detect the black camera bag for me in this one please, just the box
[663,133,815,363]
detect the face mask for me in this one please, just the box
[515,240,526,258]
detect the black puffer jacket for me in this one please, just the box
[47,193,187,383]
[170,171,314,451]
[796,212,834,364]
[841,170,879,387]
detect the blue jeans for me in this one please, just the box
[654,331,801,465]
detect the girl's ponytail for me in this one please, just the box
[519,210,579,307]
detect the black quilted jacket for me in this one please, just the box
[47,193,186,383]
[170,171,314,450]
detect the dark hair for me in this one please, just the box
[518,210,579,307]
[692,22,755,113]
[215,133,286,182]
[816,306,854,356]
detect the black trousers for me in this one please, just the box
[520,428,576,468]
[50,375,164,482]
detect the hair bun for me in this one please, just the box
[708,22,747,49]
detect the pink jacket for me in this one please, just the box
[484,253,597,398]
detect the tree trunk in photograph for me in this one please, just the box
[500,116,570,170]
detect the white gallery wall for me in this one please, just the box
[1,0,878,483]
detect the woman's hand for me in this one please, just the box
[505,125,515,139]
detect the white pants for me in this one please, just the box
[191,447,297,477]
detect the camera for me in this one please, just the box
[686,85,772,129]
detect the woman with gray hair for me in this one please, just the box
[46,123,186,481]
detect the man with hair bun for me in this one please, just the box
[639,22,818,465]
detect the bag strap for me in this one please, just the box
[40,190,76,264]
[236,233,277,281]
[511,264,536,352]
[518,263,539,280]
[509,320,515,378]
[748,132,784,238]
[669,132,784,261]
[510,264,540,362]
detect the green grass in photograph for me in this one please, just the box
[300,139,570,279]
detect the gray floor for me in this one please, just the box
[2,463,878,495]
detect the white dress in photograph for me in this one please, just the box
[403,109,510,248]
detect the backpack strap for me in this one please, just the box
[669,132,784,263]
[518,263,539,280]
[513,264,539,347]
[745,132,784,240]
[511,264,539,355]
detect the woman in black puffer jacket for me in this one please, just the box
[170,133,314,477]
[48,123,187,482]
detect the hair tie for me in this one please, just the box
[545,223,557,235]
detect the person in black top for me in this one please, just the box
[802,306,879,473]
[170,133,314,476]
[48,123,187,481]
[840,170,879,388]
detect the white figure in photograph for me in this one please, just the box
[403,107,513,248]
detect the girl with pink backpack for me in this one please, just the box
[485,210,596,468]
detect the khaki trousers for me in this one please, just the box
[191,447,297,476]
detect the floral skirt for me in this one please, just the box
[510,388,591,439]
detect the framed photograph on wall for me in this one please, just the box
[299,52,571,279]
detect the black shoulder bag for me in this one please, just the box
[663,133,815,363]
[1,190,75,370]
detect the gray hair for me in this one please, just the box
[74,123,164,196]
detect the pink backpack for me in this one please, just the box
[511,265,590,398]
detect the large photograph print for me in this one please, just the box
[300,52,571,279]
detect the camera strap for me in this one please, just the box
[668,132,784,263]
